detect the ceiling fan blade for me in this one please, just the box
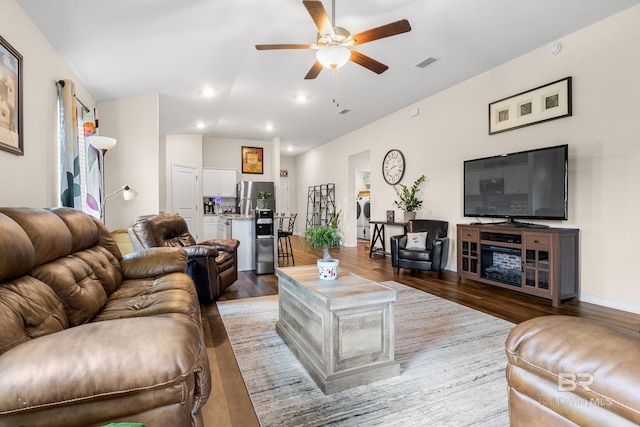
[351,19,411,46]
[255,44,314,50]
[349,50,389,74]
[304,60,324,80]
[303,1,335,37]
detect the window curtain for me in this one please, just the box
[56,79,101,218]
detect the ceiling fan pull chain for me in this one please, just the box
[333,68,340,107]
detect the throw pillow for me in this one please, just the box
[405,232,428,250]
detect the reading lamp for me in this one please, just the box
[106,184,137,202]
[102,185,138,224]
[87,135,131,223]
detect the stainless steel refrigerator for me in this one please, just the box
[237,181,276,215]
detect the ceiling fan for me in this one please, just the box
[255,0,411,80]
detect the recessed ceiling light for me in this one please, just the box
[195,122,205,129]
[200,87,216,97]
[263,123,275,131]
[294,94,310,102]
[287,146,294,152]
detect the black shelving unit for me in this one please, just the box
[306,183,336,229]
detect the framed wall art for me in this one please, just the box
[489,77,572,135]
[0,35,23,155]
[242,146,263,174]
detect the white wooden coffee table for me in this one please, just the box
[275,265,400,394]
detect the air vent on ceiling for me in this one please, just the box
[415,57,439,69]
[337,109,350,115]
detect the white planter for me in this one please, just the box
[317,259,339,280]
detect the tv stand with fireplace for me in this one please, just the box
[457,223,579,307]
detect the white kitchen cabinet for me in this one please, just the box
[231,218,254,271]
[203,168,237,197]
[202,215,226,240]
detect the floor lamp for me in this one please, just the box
[87,135,117,223]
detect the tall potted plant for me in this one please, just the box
[301,211,343,280]
[393,175,426,222]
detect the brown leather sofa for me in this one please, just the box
[505,315,640,426]
[390,219,450,278]
[0,207,211,427]
[128,213,239,302]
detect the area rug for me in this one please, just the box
[217,281,514,426]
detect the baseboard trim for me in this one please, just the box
[579,293,640,315]
[449,265,640,315]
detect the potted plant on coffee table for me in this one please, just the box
[393,175,426,222]
[301,211,343,280]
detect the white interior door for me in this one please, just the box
[171,163,198,238]
[278,181,289,214]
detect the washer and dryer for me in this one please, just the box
[356,196,370,240]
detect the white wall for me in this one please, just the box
[5,0,639,312]
[0,0,95,207]
[96,94,160,230]
[203,136,276,181]
[295,5,640,313]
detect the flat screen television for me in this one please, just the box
[463,144,568,224]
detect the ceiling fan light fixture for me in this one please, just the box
[316,46,351,69]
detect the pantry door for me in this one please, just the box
[171,163,198,239]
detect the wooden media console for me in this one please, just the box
[457,223,579,307]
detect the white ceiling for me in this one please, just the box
[16,0,640,154]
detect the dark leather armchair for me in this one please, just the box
[128,213,239,302]
[390,219,449,278]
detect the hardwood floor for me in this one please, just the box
[201,236,640,426]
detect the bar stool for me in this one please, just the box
[275,212,284,234]
[278,213,296,265]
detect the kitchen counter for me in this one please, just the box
[222,214,254,220]
[203,214,254,220]
[202,214,256,271]
[228,216,255,271]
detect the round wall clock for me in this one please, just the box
[382,149,405,185]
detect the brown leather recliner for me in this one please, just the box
[129,213,239,302]
[0,207,210,426]
[505,315,640,426]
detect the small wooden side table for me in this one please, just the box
[368,220,408,257]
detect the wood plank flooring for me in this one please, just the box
[201,236,640,427]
